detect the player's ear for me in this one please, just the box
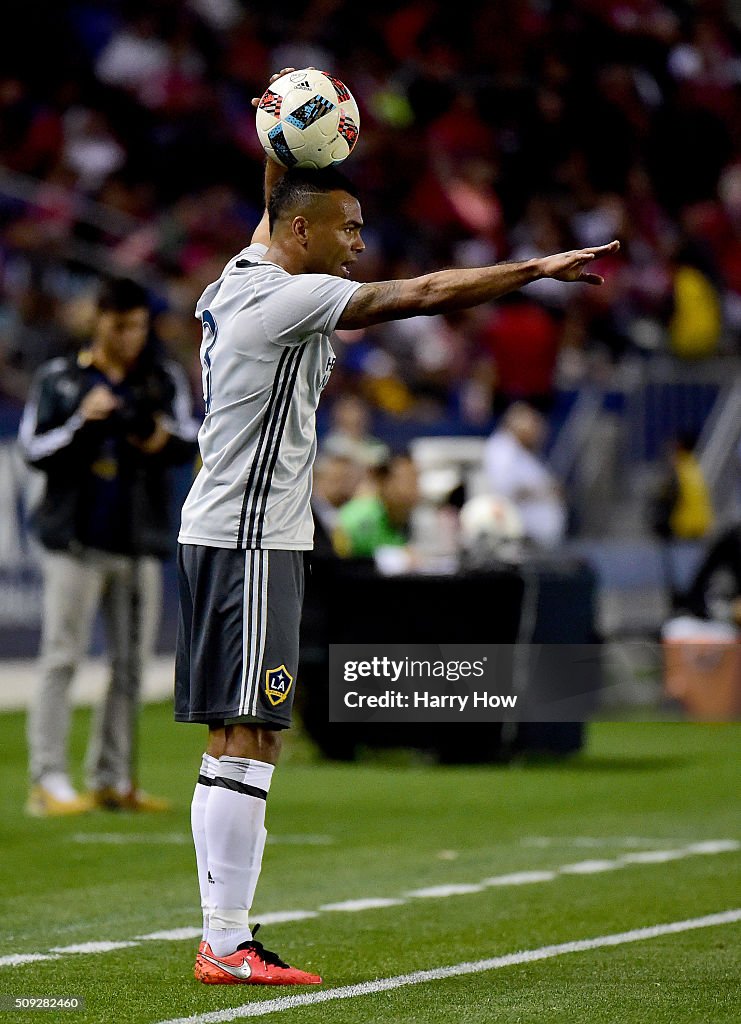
[291,216,310,247]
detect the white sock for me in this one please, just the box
[40,773,78,801]
[205,756,274,957]
[191,753,219,941]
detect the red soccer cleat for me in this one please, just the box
[193,940,207,979]
[195,931,322,985]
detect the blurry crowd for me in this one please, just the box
[311,394,568,568]
[2,0,741,429]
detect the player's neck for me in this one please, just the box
[262,241,308,276]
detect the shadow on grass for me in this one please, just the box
[511,753,695,772]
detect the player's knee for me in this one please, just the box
[206,725,226,759]
[224,724,282,763]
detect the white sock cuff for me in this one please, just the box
[218,756,274,794]
[198,753,219,781]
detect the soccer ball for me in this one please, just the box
[459,494,525,560]
[255,68,360,169]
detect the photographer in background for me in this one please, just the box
[19,277,199,816]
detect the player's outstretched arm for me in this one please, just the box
[338,241,620,329]
[249,69,296,247]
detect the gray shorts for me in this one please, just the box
[175,545,304,728]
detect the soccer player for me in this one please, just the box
[177,71,619,986]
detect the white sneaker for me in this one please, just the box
[39,773,79,801]
[26,777,94,817]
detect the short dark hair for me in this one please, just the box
[97,277,150,313]
[375,450,415,481]
[268,168,360,233]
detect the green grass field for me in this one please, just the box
[0,705,739,1024]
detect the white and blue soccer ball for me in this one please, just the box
[255,68,360,169]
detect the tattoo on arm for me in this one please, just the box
[339,280,409,329]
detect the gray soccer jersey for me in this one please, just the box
[179,243,361,550]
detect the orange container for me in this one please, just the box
[663,639,741,720]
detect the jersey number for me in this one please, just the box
[201,309,218,414]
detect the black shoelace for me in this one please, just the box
[238,924,290,968]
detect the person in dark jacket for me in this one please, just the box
[681,521,741,627]
[19,277,199,816]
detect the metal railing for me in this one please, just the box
[0,165,165,291]
[547,355,740,536]
[0,165,140,238]
[698,376,741,519]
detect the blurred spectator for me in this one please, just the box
[311,452,363,557]
[19,277,199,817]
[335,451,420,560]
[63,108,125,193]
[668,252,723,359]
[650,431,715,605]
[477,292,562,415]
[650,432,715,543]
[94,14,170,102]
[378,309,479,419]
[323,393,389,468]
[1,282,74,400]
[483,402,566,550]
[680,521,741,628]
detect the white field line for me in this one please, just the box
[558,859,621,874]
[71,833,190,845]
[136,928,203,942]
[134,912,322,943]
[407,883,485,898]
[50,941,139,954]
[522,836,694,849]
[484,870,557,885]
[621,850,689,864]
[319,898,406,912]
[0,953,61,967]
[70,833,334,847]
[155,909,741,1024]
[1,839,738,970]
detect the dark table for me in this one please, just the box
[299,555,600,762]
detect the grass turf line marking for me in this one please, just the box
[685,839,739,854]
[620,850,689,864]
[3,839,738,969]
[522,836,692,849]
[71,833,333,847]
[252,912,320,926]
[156,909,741,1024]
[137,929,203,942]
[50,941,140,954]
[319,898,406,912]
[135,913,320,942]
[72,833,190,845]
[558,859,621,874]
[407,883,485,898]
[0,953,61,967]
[483,870,557,885]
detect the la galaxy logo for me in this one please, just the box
[265,665,294,706]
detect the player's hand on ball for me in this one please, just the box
[539,240,620,285]
[251,69,300,108]
[254,68,359,168]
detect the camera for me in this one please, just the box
[111,378,164,440]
